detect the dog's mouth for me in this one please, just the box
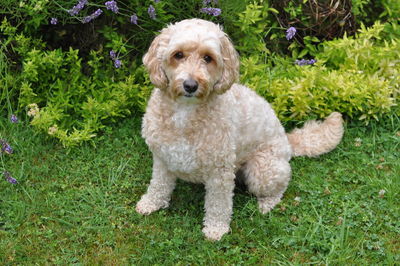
[184,93,195,98]
[181,85,212,100]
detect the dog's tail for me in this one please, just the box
[287,112,344,157]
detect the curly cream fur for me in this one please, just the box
[136,19,344,241]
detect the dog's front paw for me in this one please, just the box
[135,196,167,215]
[202,223,230,241]
[257,196,282,214]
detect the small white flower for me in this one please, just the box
[294,196,301,202]
[48,125,58,135]
[27,109,38,117]
[354,137,362,147]
[28,103,38,109]
[27,103,40,117]
[378,189,385,198]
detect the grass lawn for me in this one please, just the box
[1,113,399,264]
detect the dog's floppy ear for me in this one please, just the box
[143,29,171,89]
[214,33,240,94]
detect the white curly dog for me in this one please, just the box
[136,19,344,241]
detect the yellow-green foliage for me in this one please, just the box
[19,48,152,146]
[264,66,396,121]
[232,0,278,55]
[241,22,399,123]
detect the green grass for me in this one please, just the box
[0,114,399,264]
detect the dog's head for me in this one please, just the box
[143,19,239,100]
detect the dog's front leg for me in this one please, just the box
[136,155,176,215]
[202,170,235,241]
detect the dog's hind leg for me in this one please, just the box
[242,147,291,214]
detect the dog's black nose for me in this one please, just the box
[183,79,198,94]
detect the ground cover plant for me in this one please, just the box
[1,0,399,263]
[0,115,399,264]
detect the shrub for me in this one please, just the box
[228,0,277,56]
[1,0,226,60]
[241,22,399,123]
[17,47,152,146]
[352,0,400,25]
[1,0,399,146]
[237,0,400,58]
[1,0,230,146]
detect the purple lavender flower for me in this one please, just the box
[114,59,122,68]
[200,7,221,16]
[295,58,317,66]
[50,18,58,25]
[130,14,138,24]
[295,59,306,66]
[110,50,122,68]
[110,50,117,60]
[4,145,12,154]
[4,171,17,184]
[105,0,119,13]
[203,0,218,5]
[154,0,161,3]
[10,114,18,123]
[308,59,317,64]
[148,5,156,19]
[68,0,88,16]
[0,140,13,154]
[286,27,296,40]
[82,9,103,23]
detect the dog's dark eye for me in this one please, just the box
[204,55,213,63]
[174,52,184,60]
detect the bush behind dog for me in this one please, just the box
[0,0,399,145]
[241,22,399,123]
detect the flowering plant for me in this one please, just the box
[1,0,399,147]
[16,48,152,146]
[1,115,19,184]
[1,0,226,145]
[240,22,399,123]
